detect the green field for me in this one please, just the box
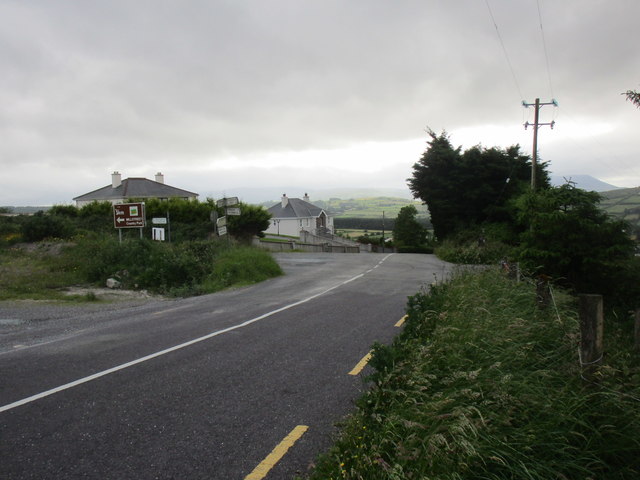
[312,197,429,220]
[599,187,640,235]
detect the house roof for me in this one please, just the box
[267,198,325,219]
[73,178,198,202]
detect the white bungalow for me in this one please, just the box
[264,194,333,238]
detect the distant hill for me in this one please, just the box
[550,175,621,192]
[313,197,428,219]
[214,187,413,205]
[0,206,51,214]
[599,186,640,237]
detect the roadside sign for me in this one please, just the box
[152,217,167,225]
[226,207,241,216]
[113,203,146,228]
[218,226,228,236]
[216,216,227,227]
[217,197,239,208]
[152,227,165,241]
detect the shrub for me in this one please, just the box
[21,212,75,241]
[435,238,510,264]
[202,247,283,291]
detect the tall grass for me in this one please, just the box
[0,245,84,300]
[0,236,283,300]
[304,269,640,479]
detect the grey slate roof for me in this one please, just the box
[267,198,324,219]
[73,178,198,202]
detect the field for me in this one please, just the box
[311,197,429,220]
[600,187,640,233]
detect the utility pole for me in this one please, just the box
[523,98,557,190]
[381,211,385,254]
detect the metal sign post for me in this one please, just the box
[215,197,241,244]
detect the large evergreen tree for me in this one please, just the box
[408,130,548,240]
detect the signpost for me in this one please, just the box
[216,197,241,241]
[217,197,239,208]
[113,202,146,242]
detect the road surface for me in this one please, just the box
[0,252,452,479]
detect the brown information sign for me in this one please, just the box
[113,203,146,228]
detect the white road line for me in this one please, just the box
[0,254,394,414]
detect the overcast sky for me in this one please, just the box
[1,0,638,205]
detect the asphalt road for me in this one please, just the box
[0,252,452,479]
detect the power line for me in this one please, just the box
[536,0,555,99]
[484,0,524,101]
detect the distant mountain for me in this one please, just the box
[0,206,51,214]
[550,175,620,192]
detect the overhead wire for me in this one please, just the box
[536,0,555,101]
[484,0,525,103]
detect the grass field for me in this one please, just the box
[600,187,640,230]
[313,197,429,220]
[302,268,640,479]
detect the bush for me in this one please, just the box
[516,185,638,309]
[435,238,510,264]
[68,235,281,296]
[202,247,283,291]
[21,212,75,241]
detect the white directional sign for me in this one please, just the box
[217,226,228,236]
[152,217,167,225]
[226,207,241,216]
[217,197,239,208]
[216,216,227,227]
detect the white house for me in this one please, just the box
[73,172,198,207]
[264,194,334,238]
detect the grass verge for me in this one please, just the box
[303,268,640,479]
[0,237,283,300]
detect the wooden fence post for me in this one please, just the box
[579,294,604,380]
[634,309,640,352]
[536,275,551,309]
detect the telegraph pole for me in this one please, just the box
[523,98,557,190]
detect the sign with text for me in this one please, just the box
[113,203,146,228]
[217,226,228,236]
[152,217,167,225]
[216,216,227,228]
[217,197,239,208]
[226,207,241,216]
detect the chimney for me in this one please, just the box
[303,192,310,202]
[155,172,164,184]
[112,171,122,189]
[281,194,288,208]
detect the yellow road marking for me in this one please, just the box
[394,315,407,327]
[348,351,372,376]
[245,425,309,480]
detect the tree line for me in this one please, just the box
[0,198,271,245]
[406,129,639,310]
